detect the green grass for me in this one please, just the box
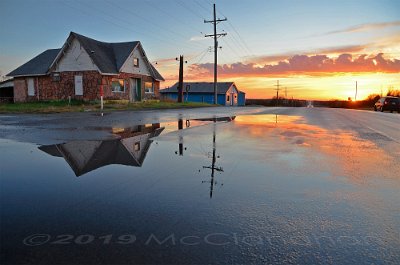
[0,100,214,113]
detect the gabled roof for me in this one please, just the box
[160,82,237,94]
[7,32,164,81]
[7,49,61,76]
[150,64,165,81]
[70,32,139,74]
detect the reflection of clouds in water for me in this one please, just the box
[231,114,400,184]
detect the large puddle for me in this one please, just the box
[1,114,399,264]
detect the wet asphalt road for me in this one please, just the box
[0,106,399,147]
[1,106,399,265]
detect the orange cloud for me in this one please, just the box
[187,53,400,79]
[249,45,368,64]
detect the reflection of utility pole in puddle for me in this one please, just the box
[201,119,224,198]
[175,118,190,156]
[275,114,278,127]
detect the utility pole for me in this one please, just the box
[284,86,288,106]
[274,80,280,106]
[205,4,227,105]
[202,119,224,198]
[177,55,184,103]
[355,81,358,101]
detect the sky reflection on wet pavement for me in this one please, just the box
[1,113,399,264]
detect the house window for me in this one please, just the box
[52,73,60,82]
[134,142,140,151]
[144,82,154,94]
[133,58,139,67]
[111,78,126,93]
[227,95,230,102]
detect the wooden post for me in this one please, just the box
[100,85,104,111]
[178,55,184,103]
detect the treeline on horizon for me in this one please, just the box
[246,89,400,109]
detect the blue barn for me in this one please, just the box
[160,82,246,106]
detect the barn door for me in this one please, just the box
[74,75,83,96]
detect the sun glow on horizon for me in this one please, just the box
[161,72,400,100]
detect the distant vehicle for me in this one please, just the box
[374,96,400,113]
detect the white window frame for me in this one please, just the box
[111,78,126,93]
[133,57,139,67]
[144,82,154,94]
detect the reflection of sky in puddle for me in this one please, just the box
[1,114,399,264]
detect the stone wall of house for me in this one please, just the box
[40,71,102,101]
[14,77,42,102]
[102,73,160,101]
[13,71,161,102]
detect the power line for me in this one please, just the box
[219,37,243,62]
[226,20,253,56]
[63,1,203,52]
[193,48,212,65]
[220,28,250,59]
[187,47,211,63]
[193,0,211,13]
[144,0,204,34]
[103,0,204,49]
[202,1,253,59]
[214,7,253,57]
[62,2,170,47]
[175,0,206,20]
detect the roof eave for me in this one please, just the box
[47,32,74,73]
[7,73,48,77]
[48,32,102,74]
[117,42,140,72]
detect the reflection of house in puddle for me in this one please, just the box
[39,123,164,177]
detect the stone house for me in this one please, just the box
[7,32,164,102]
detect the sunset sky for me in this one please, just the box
[1,0,399,100]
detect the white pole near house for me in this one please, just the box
[100,85,104,116]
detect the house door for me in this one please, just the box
[136,79,142,101]
[130,79,142,102]
[74,75,83,96]
[130,78,136,102]
[230,92,234,106]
